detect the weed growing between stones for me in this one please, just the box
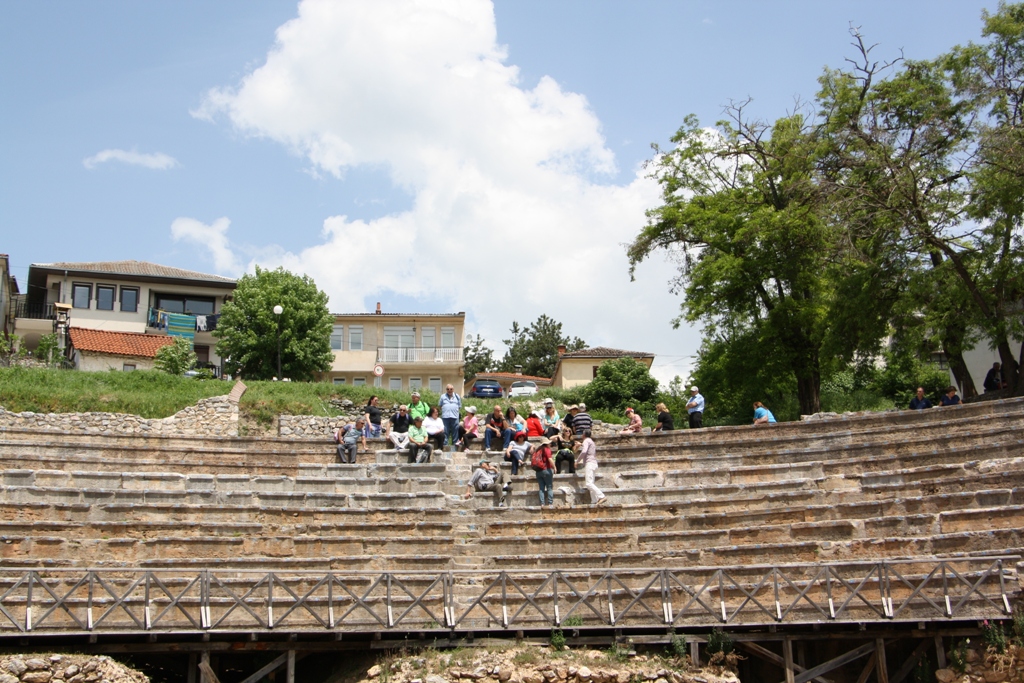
[608,643,632,663]
[911,655,931,683]
[982,619,1008,654]
[512,649,540,665]
[550,628,566,651]
[950,638,969,674]
[562,615,584,627]
[668,628,688,660]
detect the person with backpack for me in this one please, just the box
[531,437,556,506]
[334,418,366,464]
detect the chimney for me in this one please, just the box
[375,302,381,315]
[515,365,523,375]
[557,345,566,356]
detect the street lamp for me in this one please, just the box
[273,305,283,380]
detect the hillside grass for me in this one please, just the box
[0,367,629,426]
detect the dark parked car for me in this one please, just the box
[468,380,503,398]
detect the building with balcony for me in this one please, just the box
[325,306,466,394]
[13,261,235,373]
[551,346,656,389]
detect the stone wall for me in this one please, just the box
[0,395,238,437]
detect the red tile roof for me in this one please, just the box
[69,328,177,359]
[559,346,654,359]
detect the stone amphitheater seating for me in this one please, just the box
[0,398,1020,632]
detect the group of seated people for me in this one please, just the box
[908,385,965,410]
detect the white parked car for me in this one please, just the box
[508,380,538,397]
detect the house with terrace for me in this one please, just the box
[12,260,236,374]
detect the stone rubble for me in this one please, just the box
[0,654,147,683]
[935,641,1024,683]
[354,646,738,683]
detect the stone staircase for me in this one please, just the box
[0,398,1020,632]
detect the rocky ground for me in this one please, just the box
[0,655,147,683]
[354,644,738,683]
[935,640,1024,683]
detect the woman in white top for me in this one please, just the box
[575,429,606,505]
[422,406,446,451]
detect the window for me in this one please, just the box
[330,325,344,350]
[71,283,91,309]
[194,345,210,363]
[96,285,115,311]
[389,377,402,390]
[593,365,599,378]
[383,326,414,348]
[349,326,363,351]
[429,377,442,393]
[122,364,136,372]
[352,377,366,386]
[154,294,215,316]
[421,327,436,349]
[441,327,455,348]
[120,287,139,313]
[333,377,347,385]
[409,377,422,390]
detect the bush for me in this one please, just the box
[580,358,659,414]
[154,338,197,376]
[34,333,61,365]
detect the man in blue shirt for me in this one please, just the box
[908,387,933,410]
[438,383,462,449]
[686,386,704,429]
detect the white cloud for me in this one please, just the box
[170,217,243,276]
[82,148,179,170]
[197,0,700,387]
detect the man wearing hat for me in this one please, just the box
[686,386,704,429]
[464,460,512,507]
[572,402,592,437]
[387,404,412,450]
[407,415,433,464]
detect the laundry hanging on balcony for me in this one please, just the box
[166,313,196,343]
[195,313,220,332]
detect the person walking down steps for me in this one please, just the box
[575,429,606,506]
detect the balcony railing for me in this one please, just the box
[376,346,463,364]
[14,301,55,320]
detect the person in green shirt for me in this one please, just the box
[407,415,433,464]
[408,391,430,421]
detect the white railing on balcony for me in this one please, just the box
[376,347,464,363]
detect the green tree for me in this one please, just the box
[580,357,659,413]
[214,266,334,381]
[463,333,495,381]
[155,337,198,376]
[498,315,585,378]
[943,3,1024,393]
[629,108,842,415]
[35,333,60,366]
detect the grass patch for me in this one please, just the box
[0,366,630,427]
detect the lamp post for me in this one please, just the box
[273,305,283,380]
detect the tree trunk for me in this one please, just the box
[1016,339,1024,396]
[946,349,977,398]
[997,338,1019,391]
[796,372,821,416]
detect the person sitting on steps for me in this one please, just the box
[464,460,512,507]
[407,415,433,464]
[485,405,513,451]
[387,404,412,450]
[335,418,366,464]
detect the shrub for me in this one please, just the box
[155,337,197,376]
[549,627,566,651]
[580,357,659,413]
[34,333,60,365]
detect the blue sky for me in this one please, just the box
[0,0,997,384]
